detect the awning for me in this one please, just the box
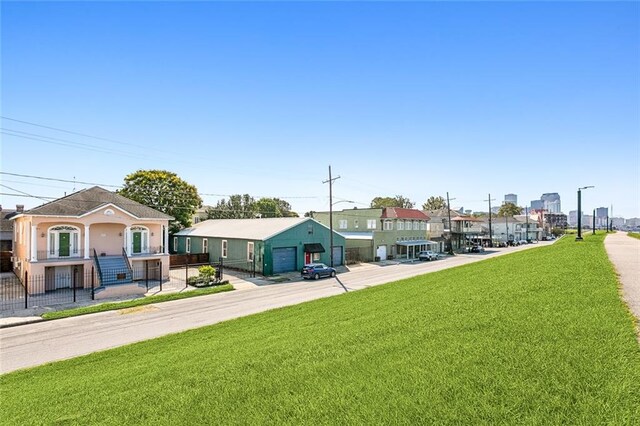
[303,243,325,253]
[396,240,437,246]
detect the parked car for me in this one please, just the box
[301,263,336,280]
[418,250,439,261]
[518,240,528,245]
[469,245,485,253]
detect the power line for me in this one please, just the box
[1,172,122,188]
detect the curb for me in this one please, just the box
[0,318,46,329]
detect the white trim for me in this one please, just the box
[47,225,81,259]
[203,239,208,254]
[129,225,150,254]
[84,224,91,259]
[30,225,37,262]
[247,242,254,262]
[173,236,178,253]
[186,237,191,254]
[221,240,228,258]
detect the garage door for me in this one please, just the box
[332,246,343,266]
[272,247,297,273]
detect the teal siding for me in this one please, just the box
[263,220,345,275]
[173,219,345,276]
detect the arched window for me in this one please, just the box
[48,225,81,258]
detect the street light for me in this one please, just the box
[576,186,594,241]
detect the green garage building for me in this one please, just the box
[172,217,346,276]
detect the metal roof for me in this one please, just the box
[337,231,374,240]
[174,217,317,240]
[381,208,430,220]
[396,240,438,246]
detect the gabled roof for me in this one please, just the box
[19,186,173,220]
[1,210,17,232]
[381,208,430,220]
[451,215,484,222]
[175,217,317,240]
[422,209,459,219]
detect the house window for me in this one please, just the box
[186,238,191,253]
[247,242,254,262]
[173,237,178,252]
[222,240,228,258]
[406,220,412,230]
[203,239,208,254]
[367,219,376,230]
[308,224,313,234]
[338,220,348,229]
[397,221,404,231]
[413,221,419,230]
[384,220,393,231]
[421,222,426,230]
[194,216,200,224]
[129,226,149,255]
[354,219,359,229]
[313,253,321,261]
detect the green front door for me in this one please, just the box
[133,232,142,254]
[59,233,70,257]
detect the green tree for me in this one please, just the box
[370,195,415,209]
[206,194,256,219]
[497,202,523,217]
[206,195,299,219]
[118,170,202,233]
[422,196,447,210]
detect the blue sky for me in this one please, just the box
[2,1,638,218]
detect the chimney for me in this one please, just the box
[16,204,24,213]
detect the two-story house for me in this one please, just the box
[11,186,173,295]
[312,207,433,262]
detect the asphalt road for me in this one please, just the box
[0,241,552,374]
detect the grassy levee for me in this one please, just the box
[2,234,639,424]
[628,232,640,240]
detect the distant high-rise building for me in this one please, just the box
[568,210,578,227]
[531,200,544,210]
[504,194,517,205]
[595,207,609,228]
[541,193,561,213]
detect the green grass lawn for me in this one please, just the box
[41,284,234,320]
[628,232,640,240]
[2,234,639,424]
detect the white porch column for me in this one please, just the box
[124,226,130,255]
[163,225,169,254]
[30,225,38,262]
[84,225,91,259]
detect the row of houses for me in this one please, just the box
[4,186,546,295]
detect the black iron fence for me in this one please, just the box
[0,263,167,312]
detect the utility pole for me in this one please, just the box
[446,192,454,255]
[485,194,495,247]
[576,186,594,241]
[525,206,529,241]
[323,165,341,267]
[593,209,596,235]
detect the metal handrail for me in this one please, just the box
[92,249,103,282]
[122,248,133,275]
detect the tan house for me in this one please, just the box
[11,186,173,295]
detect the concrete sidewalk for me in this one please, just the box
[604,232,640,337]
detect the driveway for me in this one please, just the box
[0,241,552,374]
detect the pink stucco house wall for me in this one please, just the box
[11,186,173,294]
